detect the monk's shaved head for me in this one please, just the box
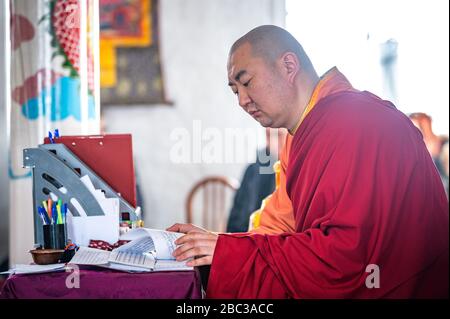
[229,25,314,70]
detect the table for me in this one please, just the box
[0,267,202,299]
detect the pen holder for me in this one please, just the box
[43,224,67,249]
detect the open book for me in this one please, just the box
[69,228,192,272]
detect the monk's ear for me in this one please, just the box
[281,52,299,84]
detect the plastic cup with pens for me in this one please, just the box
[38,200,68,249]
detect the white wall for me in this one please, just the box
[103,0,286,229]
[286,0,449,135]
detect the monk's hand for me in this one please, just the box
[171,229,218,267]
[166,223,208,234]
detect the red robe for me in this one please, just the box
[207,90,449,298]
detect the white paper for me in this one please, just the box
[85,198,119,244]
[68,246,110,265]
[80,175,96,194]
[154,259,192,271]
[149,230,183,260]
[66,206,87,246]
[109,250,155,269]
[1,263,66,275]
[120,228,183,260]
[115,236,155,254]
[66,175,120,246]
[98,263,151,273]
[69,247,155,270]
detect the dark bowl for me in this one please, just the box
[29,249,65,265]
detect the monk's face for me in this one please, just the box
[227,43,291,128]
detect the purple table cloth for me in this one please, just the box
[0,267,202,299]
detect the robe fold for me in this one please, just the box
[207,87,449,298]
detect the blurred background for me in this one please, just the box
[0,0,448,269]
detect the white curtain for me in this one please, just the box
[9,0,100,264]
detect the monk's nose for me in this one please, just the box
[238,90,252,108]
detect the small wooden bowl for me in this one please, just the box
[29,249,65,265]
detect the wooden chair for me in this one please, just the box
[186,176,240,232]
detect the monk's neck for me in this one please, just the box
[287,73,319,134]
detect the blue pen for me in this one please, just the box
[38,206,50,225]
[37,207,47,225]
[52,204,57,224]
[54,129,59,138]
[63,203,68,224]
[48,131,54,144]
[44,207,51,225]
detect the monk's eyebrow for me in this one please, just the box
[234,70,247,82]
[228,70,247,86]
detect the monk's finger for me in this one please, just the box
[175,232,216,245]
[173,235,217,257]
[172,241,195,257]
[186,256,213,267]
[166,223,201,234]
[166,223,182,232]
[176,245,215,262]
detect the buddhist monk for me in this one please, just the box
[167,25,449,298]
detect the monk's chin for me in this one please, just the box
[254,116,269,127]
[257,119,276,128]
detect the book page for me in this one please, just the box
[98,263,151,273]
[146,229,183,260]
[69,246,111,265]
[109,249,155,269]
[114,235,156,254]
[120,228,183,260]
[154,259,193,271]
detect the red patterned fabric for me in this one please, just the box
[52,0,80,71]
[88,240,130,251]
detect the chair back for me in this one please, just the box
[186,176,240,232]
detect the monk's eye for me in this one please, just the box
[243,80,251,87]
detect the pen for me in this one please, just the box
[42,200,50,219]
[63,203,68,224]
[48,131,54,144]
[47,198,53,219]
[38,206,51,225]
[54,129,59,138]
[37,207,47,225]
[57,199,62,224]
[52,203,57,224]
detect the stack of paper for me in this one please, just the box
[66,175,120,246]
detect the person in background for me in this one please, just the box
[226,128,286,233]
[409,112,449,195]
